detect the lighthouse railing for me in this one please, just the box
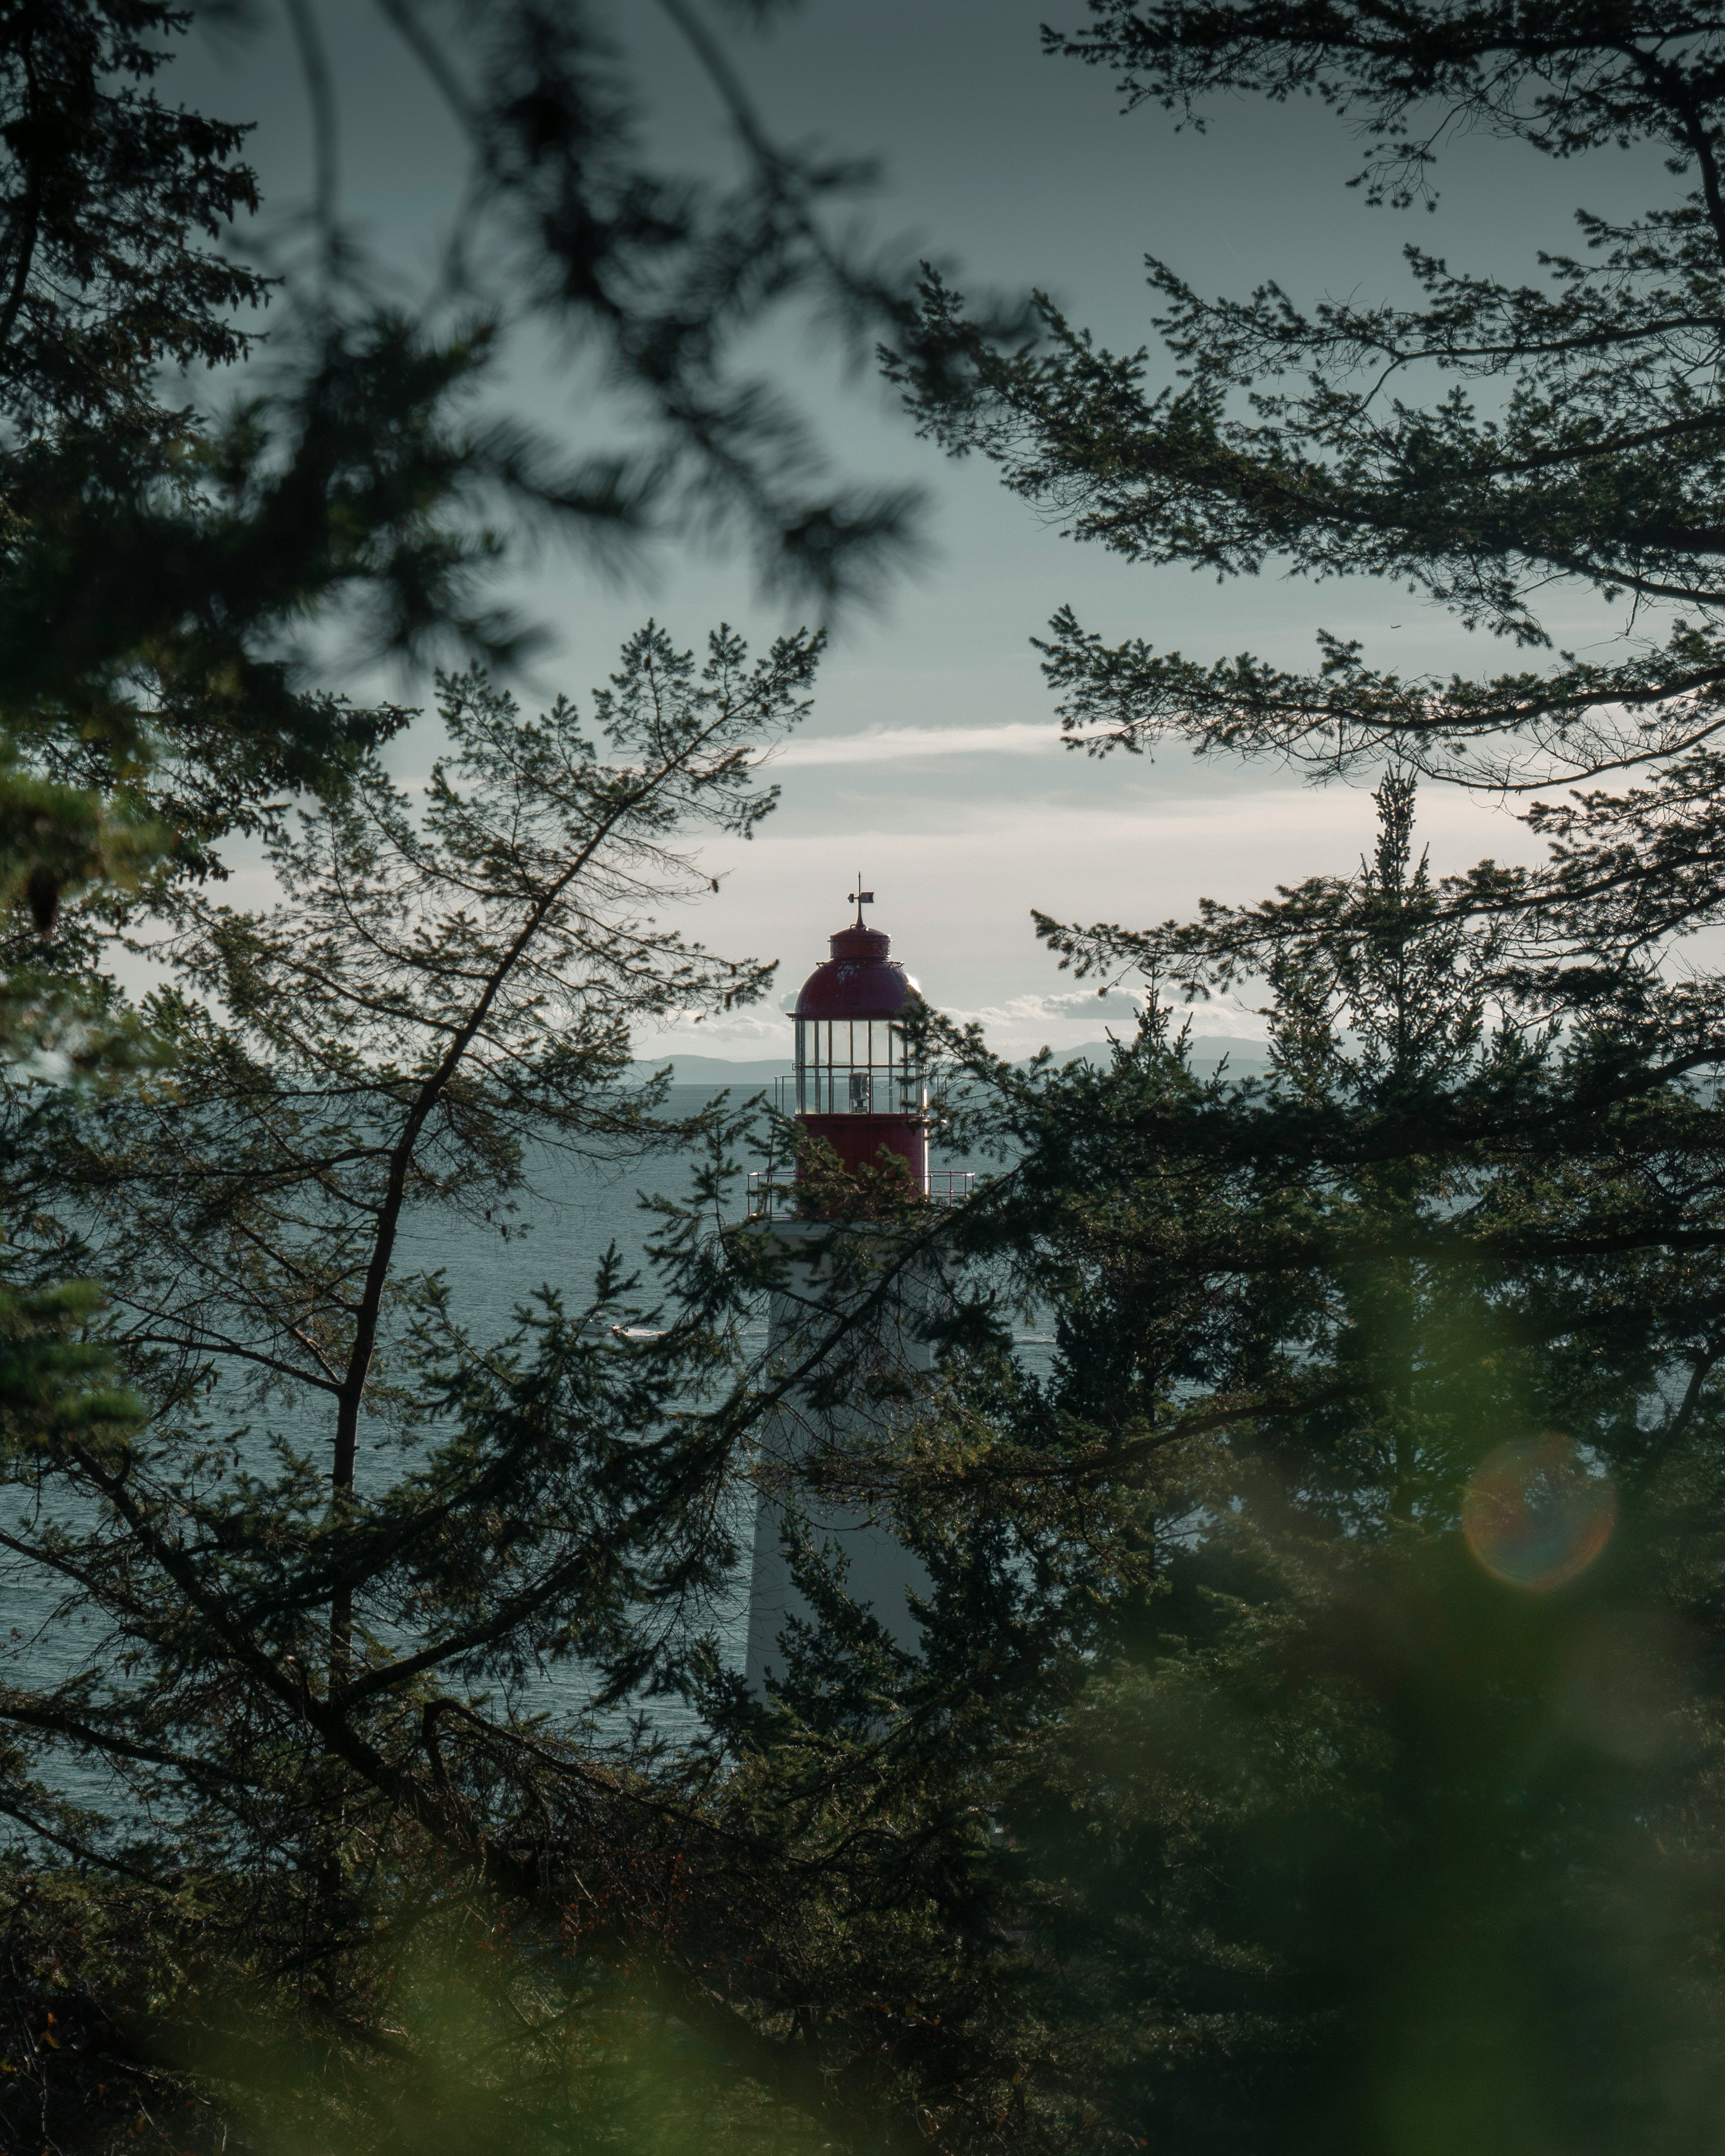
[745,1166,974,1220]
[769,1071,955,1119]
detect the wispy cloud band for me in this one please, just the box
[774,722,1059,768]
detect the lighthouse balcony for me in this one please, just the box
[767,1071,953,1119]
[746,1165,974,1220]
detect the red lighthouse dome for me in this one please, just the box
[790,890,928,1203]
[794,922,918,1020]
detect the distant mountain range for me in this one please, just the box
[627,1037,1272,1087]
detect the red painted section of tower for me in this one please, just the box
[799,1112,928,1187]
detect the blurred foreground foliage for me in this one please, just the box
[1,1887,844,2156]
[12,771,1725,2156]
[16,6,1725,2156]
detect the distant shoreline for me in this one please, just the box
[627,1037,1272,1086]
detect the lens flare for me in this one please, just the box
[1461,1435,1616,1591]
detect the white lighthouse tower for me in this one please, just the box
[743,888,941,1697]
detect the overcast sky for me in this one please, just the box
[171,2,1672,1058]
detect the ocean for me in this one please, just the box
[3,1047,1265,1811]
[0,1078,1001,1812]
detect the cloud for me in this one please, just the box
[634,982,1270,1065]
[773,722,1059,769]
[1043,987,1144,1019]
[635,1006,786,1047]
[936,991,1266,1059]
[770,979,1141,1024]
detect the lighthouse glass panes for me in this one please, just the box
[795,1016,926,1115]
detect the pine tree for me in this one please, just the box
[0,8,1018,2142]
[887,8,1725,853]
[689,774,1725,2155]
[825,39,1725,2132]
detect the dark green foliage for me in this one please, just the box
[840,53,1725,2140]
[0,0,266,431]
[1,621,809,1860]
[0,12,1023,2140]
[23,6,1725,2153]
[0,621,871,2149]
[0,0,1024,921]
[267,0,1026,611]
[885,4,1725,811]
[659,767,1725,2154]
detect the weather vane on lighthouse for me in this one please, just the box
[847,875,874,928]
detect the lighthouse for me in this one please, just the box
[743,886,939,1697]
[790,879,929,1193]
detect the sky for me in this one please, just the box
[168,1,1675,1059]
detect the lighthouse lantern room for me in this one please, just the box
[790,884,928,1195]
